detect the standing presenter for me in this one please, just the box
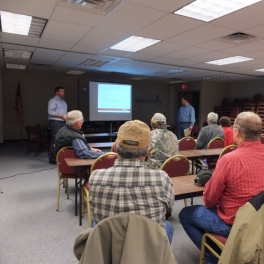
[48,86,67,164]
[177,95,195,139]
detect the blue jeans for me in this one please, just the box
[91,219,174,244]
[178,122,191,139]
[178,206,232,264]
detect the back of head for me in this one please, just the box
[151,113,167,129]
[207,112,218,123]
[66,110,83,126]
[54,86,63,93]
[116,120,150,159]
[219,116,231,127]
[234,112,262,141]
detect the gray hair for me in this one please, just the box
[66,110,83,126]
[234,112,262,141]
[207,112,218,123]
[151,122,166,129]
[116,144,148,159]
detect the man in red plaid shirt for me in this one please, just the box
[179,112,264,264]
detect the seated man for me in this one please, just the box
[145,113,178,169]
[196,112,224,149]
[89,120,175,243]
[55,110,103,159]
[179,112,264,264]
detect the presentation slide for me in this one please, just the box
[89,81,132,121]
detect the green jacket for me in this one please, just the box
[219,191,264,264]
[74,213,178,264]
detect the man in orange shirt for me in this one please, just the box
[179,112,264,264]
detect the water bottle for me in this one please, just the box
[201,159,208,170]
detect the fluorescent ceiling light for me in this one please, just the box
[174,0,261,22]
[4,49,32,59]
[6,63,27,70]
[111,36,161,52]
[255,69,264,72]
[205,56,254,65]
[66,70,86,75]
[0,11,32,35]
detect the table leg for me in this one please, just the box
[79,178,82,226]
[75,176,78,216]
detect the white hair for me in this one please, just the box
[66,110,83,126]
[207,112,218,123]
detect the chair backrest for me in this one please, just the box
[161,154,189,177]
[25,125,39,139]
[190,125,199,139]
[219,144,237,158]
[207,137,225,149]
[179,136,196,151]
[90,152,118,173]
[56,146,78,177]
[229,106,239,118]
[73,213,176,264]
[261,134,264,144]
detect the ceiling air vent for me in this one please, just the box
[81,59,109,67]
[59,0,121,15]
[28,63,51,69]
[217,32,261,45]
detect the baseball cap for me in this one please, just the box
[116,120,150,150]
[151,113,166,124]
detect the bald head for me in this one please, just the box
[234,112,262,141]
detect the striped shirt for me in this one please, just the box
[203,141,264,224]
[89,159,174,228]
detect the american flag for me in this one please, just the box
[15,84,23,123]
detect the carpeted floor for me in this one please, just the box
[0,141,203,264]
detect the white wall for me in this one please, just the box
[2,70,171,140]
[0,68,3,144]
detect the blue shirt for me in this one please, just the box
[72,139,104,159]
[178,104,195,126]
[48,96,68,121]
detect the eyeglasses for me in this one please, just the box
[78,118,85,122]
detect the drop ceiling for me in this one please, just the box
[1,0,264,82]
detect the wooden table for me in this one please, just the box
[171,175,204,201]
[84,133,117,142]
[89,142,114,149]
[65,158,94,226]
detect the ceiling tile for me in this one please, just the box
[212,1,264,31]
[38,39,74,50]
[138,41,188,56]
[1,32,40,46]
[97,1,166,34]
[79,28,128,47]
[196,40,235,51]
[42,20,91,43]
[2,43,35,52]
[51,6,104,26]
[137,14,204,40]
[165,47,211,60]
[125,0,193,12]
[168,24,234,45]
[71,44,107,54]
[0,0,58,18]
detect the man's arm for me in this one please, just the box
[163,175,174,212]
[203,157,228,208]
[72,139,104,159]
[190,106,195,127]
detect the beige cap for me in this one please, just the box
[116,120,150,150]
[151,113,166,124]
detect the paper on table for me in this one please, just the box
[184,128,191,137]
